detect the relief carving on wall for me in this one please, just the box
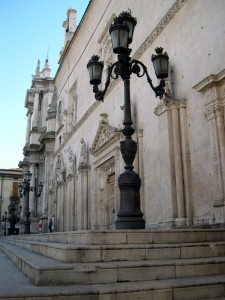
[48,162,54,193]
[90,113,121,157]
[65,147,76,180]
[55,154,66,185]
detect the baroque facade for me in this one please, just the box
[19,0,225,232]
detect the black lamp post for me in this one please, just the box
[18,171,43,234]
[2,211,7,236]
[8,202,22,235]
[87,11,169,229]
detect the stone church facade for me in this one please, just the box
[19,0,225,233]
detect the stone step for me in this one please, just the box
[0,278,225,300]
[1,241,225,287]
[0,268,225,300]
[5,237,225,263]
[6,229,225,245]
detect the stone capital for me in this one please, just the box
[154,98,187,116]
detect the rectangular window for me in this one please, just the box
[12,182,18,197]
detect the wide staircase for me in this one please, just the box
[1,229,225,299]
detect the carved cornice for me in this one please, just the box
[194,69,225,120]
[23,143,43,156]
[18,159,29,169]
[133,0,188,61]
[193,69,225,94]
[193,69,225,105]
[39,131,55,144]
[213,199,225,207]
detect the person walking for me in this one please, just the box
[48,219,52,232]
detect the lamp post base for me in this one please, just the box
[115,217,145,229]
[24,220,31,234]
[116,170,145,230]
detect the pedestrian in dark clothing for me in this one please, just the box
[48,219,52,232]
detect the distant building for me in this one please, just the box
[0,168,22,235]
[19,1,225,232]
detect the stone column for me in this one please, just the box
[63,183,67,231]
[171,106,185,218]
[78,139,89,229]
[216,109,225,194]
[26,110,32,144]
[78,164,89,230]
[67,175,75,231]
[32,92,39,129]
[57,183,64,231]
[65,148,76,231]
[55,154,65,231]
[41,153,52,233]
[39,131,56,232]
[179,103,193,223]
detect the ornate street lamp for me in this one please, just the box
[87,11,169,229]
[19,171,43,234]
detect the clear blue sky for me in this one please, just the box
[0,0,89,169]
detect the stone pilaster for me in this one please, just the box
[56,182,65,232]
[155,96,191,225]
[78,163,90,230]
[193,69,225,208]
[26,110,32,144]
[67,174,76,231]
[32,92,39,129]
[39,131,55,232]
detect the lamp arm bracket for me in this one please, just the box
[30,186,35,193]
[93,62,118,101]
[130,59,165,97]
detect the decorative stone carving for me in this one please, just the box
[68,81,78,131]
[100,36,113,66]
[90,113,121,157]
[65,147,76,178]
[48,163,54,193]
[55,154,66,184]
[79,138,87,165]
[133,0,188,61]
